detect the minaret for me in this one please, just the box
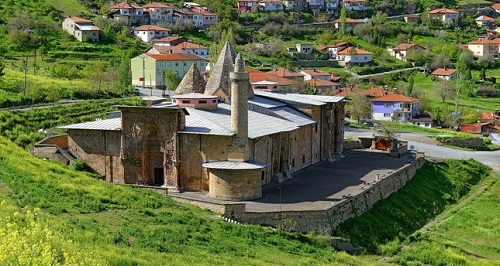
[229,53,249,161]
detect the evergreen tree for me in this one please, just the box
[479,67,486,81]
[406,74,414,95]
[340,6,347,35]
[118,50,132,90]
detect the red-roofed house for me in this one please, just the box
[431,68,456,80]
[333,18,364,29]
[371,94,420,121]
[429,8,459,26]
[190,7,218,27]
[363,87,397,98]
[109,2,145,25]
[300,69,331,81]
[267,68,305,82]
[134,25,171,43]
[493,3,500,14]
[337,47,373,66]
[142,2,175,24]
[459,122,495,135]
[387,43,425,62]
[305,79,340,94]
[248,72,295,92]
[151,36,187,46]
[403,14,420,23]
[316,42,349,59]
[475,15,496,27]
[146,41,209,58]
[466,39,500,58]
[62,16,100,42]
[131,53,207,89]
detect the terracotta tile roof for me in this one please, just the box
[476,15,495,22]
[337,47,372,55]
[249,73,295,86]
[134,25,170,31]
[190,7,217,16]
[371,93,418,103]
[68,16,92,24]
[429,8,458,14]
[404,14,420,18]
[305,78,339,87]
[333,18,362,23]
[143,2,173,8]
[363,87,397,97]
[316,42,349,51]
[494,3,500,9]
[331,76,341,82]
[151,36,184,42]
[176,41,207,49]
[146,53,206,61]
[480,111,500,121]
[333,87,358,97]
[301,69,330,76]
[431,68,456,76]
[267,68,305,78]
[392,43,424,51]
[459,122,490,134]
[467,39,500,45]
[245,68,264,73]
[111,2,142,9]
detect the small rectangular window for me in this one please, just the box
[302,155,305,164]
[182,100,191,104]
[199,100,207,104]
[384,113,391,117]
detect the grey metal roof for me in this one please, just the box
[142,96,166,101]
[203,160,267,170]
[59,118,121,131]
[181,104,298,138]
[172,92,218,99]
[248,96,286,109]
[289,93,344,103]
[254,91,325,106]
[270,106,317,126]
[181,108,234,136]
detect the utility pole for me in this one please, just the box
[22,57,28,96]
[139,54,146,90]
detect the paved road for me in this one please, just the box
[345,126,500,172]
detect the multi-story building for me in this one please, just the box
[387,43,426,62]
[429,8,459,26]
[342,0,368,11]
[109,2,146,25]
[337,47,373,66]
[134,25,171,43]
[173,8,204,27]
[371,94,420,122]
[190,7,218,27]
[142,2,174,24]
[467,39,500,58]
[62,16,100,42]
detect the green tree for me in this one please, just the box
[406,74,414,95]
[317,31,334,46]
[434,79,454,103]
[84,60,107,95]
[164,69,181,91]
[347,92,371,123]
[118,51,132,90]
[0,60,5,80]
[479,67,486,81]
[340,6,347,35]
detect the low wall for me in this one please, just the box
[35,135,68,149]
[239,156,425,232]
[343,140,362,150]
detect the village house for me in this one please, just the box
[109,2,146,25]
[403,14,420,23]
[493,3,500,14]
[57,42,345,201]
[131,53,207,89]
[429,8,459,26]
[249,71,296,92]
[267,68,306,82]
[237,0,258,12]
[282,0,308,11]
[134,25,171,43]
[342,0,369,11]
[337,47,373,66]
[316,42,349,59]
[300,69,331,81]
[259,0,284,11]
[295,43,314,54]
[466,39,500,58]
[62,16,100,42]
[475,15,496,28]
[142,2,174,24]
[410,114,434,128]
[146,42,209,58]
[363,87,396,99]
[387,43,425,62]
[305,78,340,94]
[190,7,218,27]
[431,68,456,80]
[371,93,420,122]
[173,8,204,27]
[150,36,187,46]
[333,18,364,29]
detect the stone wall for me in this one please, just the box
[238,157,426,232]
[444,137,483,148]
[343,140,362,150]
[35,135,69,149]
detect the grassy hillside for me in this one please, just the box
[0,136,364,265]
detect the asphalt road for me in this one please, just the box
[345,126,500,172]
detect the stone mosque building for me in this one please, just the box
[58,42,345,201]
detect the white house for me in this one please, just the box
[493,3,500,14]
[109,2,145,25]
[431,68,456,80]
[343,0,369,11]
[173,8,203,27]
[316,42,349,59]
[62,16,100,42]
[300,69,331,81]
[325,0,340,10]
[190,7,218,27]
[282,0,308,11]
[296,43,314,53]
[337,47,373,65]
[429,8,459,26]
[142,2,174,24]
[387,43,425,62]
[259,0,284,11]
[333,18,364,29]
[307,0,326,9]
[134,25,171,43]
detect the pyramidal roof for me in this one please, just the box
[204,41,254,100]
[175,63,206,95]
[204,41,235,98]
